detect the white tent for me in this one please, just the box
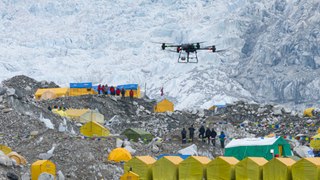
[178,144,198,155]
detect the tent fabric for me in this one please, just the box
[206,156,239,180]
[108,148,132,163]
[156,154,190,160]
[178,144,198,156]
[124,156,156,180]
[40,90,57,100]
[31,160,56,180]
[235,157,268,180]
[120,171,139,180]
[310,133,320,150]
[225,137,292,160]
[263,158,296,180]
[70,82,92,88]
[292,157,320,180]
[152,156,183,180]
[69,88,97,96]
[304,108,315,117]
[52,109,67,117]
[121,128,153,142]
[79,110,104,124]
[65,109,89,120]
[7,152,27,165]
[0,144,12,155]
[179,156,210,180]
[80,121,110,137]
[35,88,69,100]
[154,99,174,113]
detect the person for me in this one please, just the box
[97,84,102,94]
[188,125,195,142]
[101,85,105,94]
[199,125,205,142]
[205,127,211,144]
[181,128,187,144]
[47,106,52,111]
[210,128,217,146]
[121,88,126,98]
[129,89,134,99]
[219,131,226,148]
[110,86,115,96]
[116,88,121,96]
[104,84,108,95]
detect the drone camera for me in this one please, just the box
[161,43,166,50]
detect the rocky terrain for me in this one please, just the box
[0,75,319,179]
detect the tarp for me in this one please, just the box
[235,157,268,180]
[0,144,12,155]
[120,171,139,180]
[206,156,239,180]
[124,156,156,180]
[117,84,139,90]
[52,109,67,117]
[292,158,320,180]
[40,90,57,100]
[156,154,190,160]
[80,121,110,137]
[70,82,92,88]
[69,88,97,96]
[35,88,69,100]
[7,152,27,165]
[154,99,174,113]
[293,145,314,158]
[179,156,210,180]
[310,133,320,150]
[225,137,292,160]
[108,148,132,163]
[79,110,104,124]
[65,109,89,120]
[121,128,153,142]
[152,156,183,180]
[31,160,56,180]
[263,158,295,180]
[177,144,198,156]
[304,108,315,117]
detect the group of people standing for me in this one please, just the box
[181,124,226,148]
[97,84,134,99]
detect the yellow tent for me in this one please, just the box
[40,90,57,100]
[7,152,27,165]
[35,88,69,100]
[31,160,56,180]
[152,156,183,180]
[263,158,296,180]
[208,106,217,111]
[124,156,156,180]
[80,121,110,137]
[235,157,268,180]
[52,109,67,117]
[65,108,89,120]
[0,144,12,155]
[206,156,239,180]
[108,148,132,163]
[179,156,211,180]
[69,88,97,96]
[120,171,139,180]
[79,110,104,124]
[292,157,320,180]
[154,99,174,113]
[304,108,315,117]
[310,134,320,150]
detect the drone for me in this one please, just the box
[160,42,225,63]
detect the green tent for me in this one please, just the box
[121,128,154,142]
[179,156,211,180]
[152,156,183,180]
[224,137,292,160]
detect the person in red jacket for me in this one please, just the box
[129,89,134,99]
[116,88,121,96]
[97,84,102,94]
[101,85,105,94]
[110,86,115,95]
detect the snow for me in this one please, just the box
[39,113,55,130]
[225,137,279,148]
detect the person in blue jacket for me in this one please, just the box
[219,131,226,148]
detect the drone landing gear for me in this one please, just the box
[178,52,198,63]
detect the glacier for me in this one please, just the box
[0,0,319,110]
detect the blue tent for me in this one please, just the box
[156,154,190,160]
[116,84,139,90]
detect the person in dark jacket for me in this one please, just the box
[219,131,226,148]
[110,86,115,95]
[199,125,205,142]
[181,128,187,144]
[129,89,134,99]
[210,128,217,146]
[205,127,211,144]
[188,125,195,142]
[104,84,108,95]
[121,88,126,98]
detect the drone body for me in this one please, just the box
[161,42,223,63]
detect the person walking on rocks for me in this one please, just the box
[181,128,187,144]
[210,128,217,146]
[219,131,226,149]
[97,84,102,94]
[129,89,134,100]
[110,86,115,96]
[188,124,195,142]
[121,88,126,98]
[199,125,205,142]
[205,127,211,144]
[101,85,106,94]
